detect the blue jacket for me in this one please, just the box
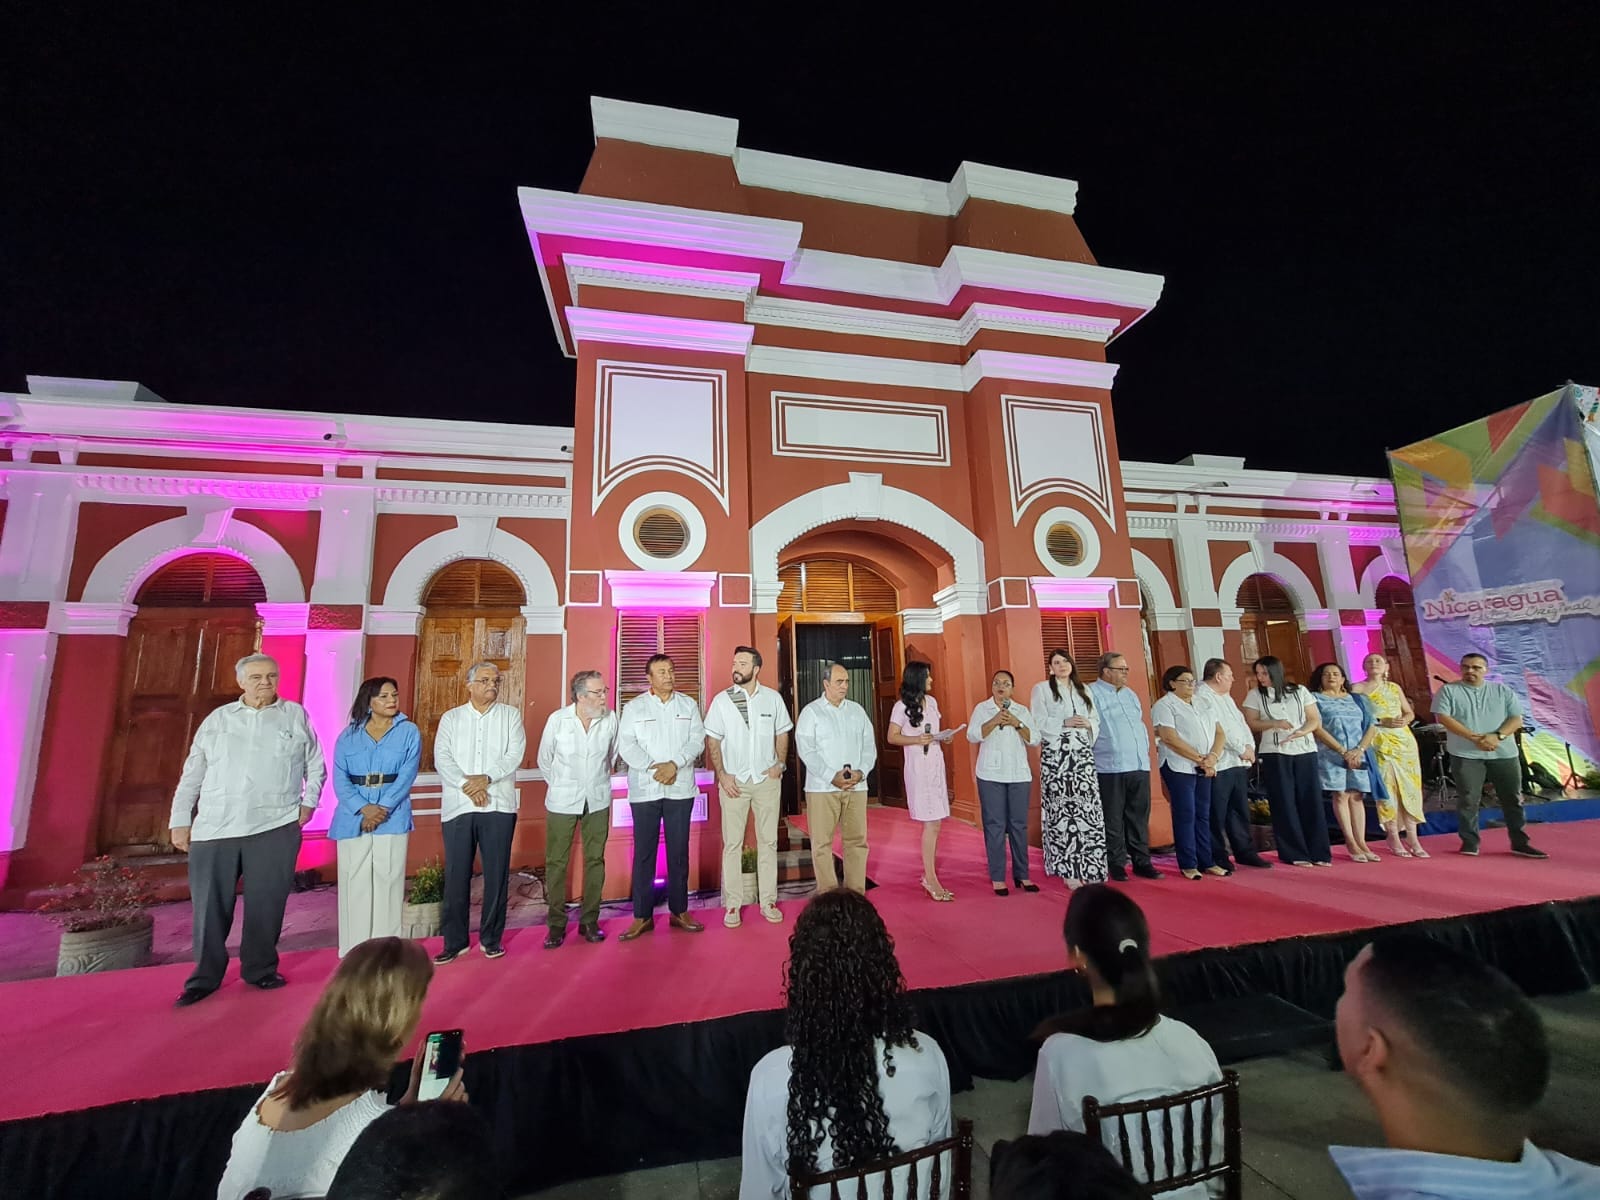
[330,714,421,839]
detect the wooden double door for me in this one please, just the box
[414,609,527,772]
[102,609,262,854]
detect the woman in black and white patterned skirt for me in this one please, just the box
[1029,649,1107,889]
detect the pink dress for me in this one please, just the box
[891,695,951,822]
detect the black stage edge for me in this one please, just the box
[5,895,1597,1200]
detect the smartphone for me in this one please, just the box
[417,1029,462,1101]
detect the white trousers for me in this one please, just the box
[337,833,409,957]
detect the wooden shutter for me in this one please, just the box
[775,560,898,614]
[777,564,803,615]
[1040,611,1106,673]
[135,553,267,607]
[423,560,525,607]
[616,612,704,708]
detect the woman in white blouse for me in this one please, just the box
[1241,656,1331,867]
[741,889,951,1198]
[1028,650,1105,890]
[1028,886,1224,1200]
[216,937,466,1200]
[1149,665,1228,881]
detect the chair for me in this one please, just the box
[1081,1070,1242,1198]
[787,1116,974,1199]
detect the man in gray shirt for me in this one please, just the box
[1431,653,1547,859]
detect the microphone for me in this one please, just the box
[1432,674,1450,684]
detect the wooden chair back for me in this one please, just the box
[1080,1069,1241,1198]
[787,1116,974,1199]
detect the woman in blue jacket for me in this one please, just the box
[332,677,421,955]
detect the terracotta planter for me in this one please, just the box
[1250,824,1276,853]
[402,900,441,939]
[56,912,154,976]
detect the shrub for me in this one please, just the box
[407,859,445,905]
[740,847,758,874]
[39,857,157,934]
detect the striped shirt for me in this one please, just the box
[1330,1140,1600,1199]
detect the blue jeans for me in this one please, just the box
[1159,765,1213,871]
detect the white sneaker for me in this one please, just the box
[724,908,741,928]
[761,903,783,924]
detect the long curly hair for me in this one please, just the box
[899,661,931,729]
[783,889,919,1177]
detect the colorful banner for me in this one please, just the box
[1388,384,1600,769]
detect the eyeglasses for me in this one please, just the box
[584,687,608,697]
[1107,666,1130,673]
[1174,677,1197,685]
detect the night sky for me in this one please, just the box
[7,6,1599,478]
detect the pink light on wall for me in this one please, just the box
[605,571,717,610]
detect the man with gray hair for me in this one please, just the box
[535,670,617,948]
[434,661,526,963]
[169,653,326,1007]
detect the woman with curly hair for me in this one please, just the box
[217,937,466,1200]
[888,661,956,901]
[741,889,952,1198]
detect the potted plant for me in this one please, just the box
[1247,797,1276,853]
[739,846,759,906]
[41,857,157,976]
[402,859,444,939]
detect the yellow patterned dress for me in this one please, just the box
[1365,681,1424,823]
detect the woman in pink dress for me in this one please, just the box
[888,661,955,901]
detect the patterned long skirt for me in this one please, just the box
[1040,733,1108,882]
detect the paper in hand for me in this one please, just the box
[934,724,966,743]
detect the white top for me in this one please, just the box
[741,1031,952,1200]
[170,699,326,841]
[215,1071,390,1200]
[794,696,877,794]
[1150,693,1222,776]
[1242,686,1319,756]
[966,698,1035,783]
[536,704,618,815]
[1029,1017,1224,1200]
[1028,680,1101,745]
[1330,1139,1600,1200]
[617,690,705,801]
[434,701,527,822]
[705,682,794,783]
[1195,686,1254,771]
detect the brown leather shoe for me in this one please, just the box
[617,918,654,942]
[669,912,705,933]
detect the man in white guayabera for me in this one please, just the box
[169,654,326,1008]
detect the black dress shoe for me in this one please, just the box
[433,947,465,965]
[543,930,565,950]
[1108,865,1130,882]
[174,986,216,1008]
[1237,854,1273,869]
[248,972,288,990]
[579,926,606,943]
[1132,864,1164,880]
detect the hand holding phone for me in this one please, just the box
[412,1029,466,1103]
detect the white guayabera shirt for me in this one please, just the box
[170,699,326,841]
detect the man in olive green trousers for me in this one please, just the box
[536,670,619,946]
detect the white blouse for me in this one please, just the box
[215,1071,390,1200]
[1028,680,1101,745]
[1028,1017,1224,1200]
[1242,686,1320,756]
[1150,694,1222,776]
[741,1031,952,1199]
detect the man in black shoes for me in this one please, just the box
[1087,652,1163,881]
[1195,659,1273,870]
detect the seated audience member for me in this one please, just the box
[741,888,952,1198]
[1028,885,1223,1199]
[990,1131,1147,1200]
[217,937,467,1200]
[1332,934,1600,1197]
[326,1101,505,1200]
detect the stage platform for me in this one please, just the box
[3,810,1598,1200]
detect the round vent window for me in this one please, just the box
[1045,523,1086,567]
[634,508,690,559]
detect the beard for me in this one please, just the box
[731,669,752,685]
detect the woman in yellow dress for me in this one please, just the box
[1354,653,1428,858]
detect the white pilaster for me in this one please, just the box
[0,630,54,852]
[302,629,366,832]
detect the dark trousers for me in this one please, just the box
[1160,766,1214,872]
[977,778,1032,883]
[545,804,610,934]
[1097,770,1153,871]
[629,796,693,919]
[1209,766,1255,866]
[441,810,516,953]
[186,819,301,991]
[1259,753,1331,864]
[1451,756,1531,852]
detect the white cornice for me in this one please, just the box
[565,255,761,305]
[747,346,1118,393]
[736,148,955,214]
[1128,513,1399,542]
[605,570,718,610]
[565,306,755,356]
[591,96,739,156]
[519,187,804,262]
[956,303,1119,344]
[1120,460,1395,506]
[962,351,1118,390]
[946,246,1164,311]
[1031,577,1117,610]
[952,162,1078,216]
[51,602,137,636]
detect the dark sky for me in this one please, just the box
[6,6,1599,478]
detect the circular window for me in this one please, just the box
[1044,523,1085,567]
[633,508,689,559]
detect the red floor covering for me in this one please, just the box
[3,811,1596,1124]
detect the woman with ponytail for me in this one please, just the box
[1028,886,1223,1198]
[888,661,956,901]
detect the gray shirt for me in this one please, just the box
[1433,681,1522,760]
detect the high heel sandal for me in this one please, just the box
[922,878,955,902]
[1408,843,1430,858]
[1015,879,1040,893]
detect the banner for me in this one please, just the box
[1388,384,1600,768]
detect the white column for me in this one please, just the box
[0,630,53,853]
[1314,529,1369,673]
[1171,513,1223,668]
[302,629,366,833]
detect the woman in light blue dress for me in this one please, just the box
[1309,663,1389,863]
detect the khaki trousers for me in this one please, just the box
[806,789,869,893]
[336,833,410,957]
[721,774,781,908]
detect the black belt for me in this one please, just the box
[349,773,398,787]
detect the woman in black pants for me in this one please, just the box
[1241,656,1331,867]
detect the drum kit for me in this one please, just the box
[1413,721,1455,805]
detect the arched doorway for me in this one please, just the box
[101,552,266,854]
[1137,588,1164,698]
[1375,577,1430,717]
[1236,574,1310,686]
[415,560,526,771]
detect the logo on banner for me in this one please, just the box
[1421,581,1600,627]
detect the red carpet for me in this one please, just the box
[3,811,1596,1124]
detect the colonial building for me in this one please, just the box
[0,99,1419,905]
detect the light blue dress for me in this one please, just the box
[1315,693,1373,793]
